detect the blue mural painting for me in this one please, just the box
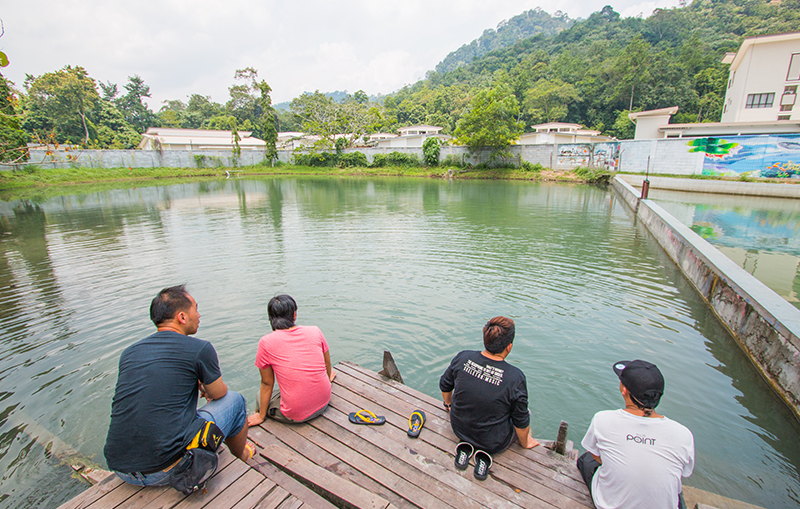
[689,134,800,177]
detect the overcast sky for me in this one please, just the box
[2,0,680,108]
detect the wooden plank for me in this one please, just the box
[307,408,492,509]
[258,443,390,509]
[98,486,172,509]
[134,448,239,509]
[84,482,146,508]
[172,456,251,509]
[248,485,292,509]
[337,362,588,486]
[254,417,418,509]
[247,460,338,509]
[56,474,125,509]
[329,372,589,508]
[261,409,461,509]
[322,401,526,509]
[202,469,269,509]
[275,499,303,509]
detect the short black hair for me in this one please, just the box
[483,316,515,354]
[268,294,297,330]
[150,284,191,326]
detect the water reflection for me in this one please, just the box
[0,178,798,508]
[652,189,800,309]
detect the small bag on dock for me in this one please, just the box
[168,420,224,495]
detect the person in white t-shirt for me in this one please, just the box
[578,359,695,509]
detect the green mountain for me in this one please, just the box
[435,8,574,74]
[383,0,800,138]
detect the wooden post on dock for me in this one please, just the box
[555,420,569,455]
[377,350,404,384]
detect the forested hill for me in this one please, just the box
[385,0,799,139]
[435,8,574,74]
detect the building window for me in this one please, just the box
[788,53,800,81]
[745,93,775,108]
[778,115,791,120]
[781,86,797,111]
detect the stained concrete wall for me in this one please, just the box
[0,144,570,171]
[612,176,800,419]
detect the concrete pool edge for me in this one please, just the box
[611,176,800,420]
[618,174,800,198]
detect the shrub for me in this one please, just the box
[441,154,465,168]
[371,151,420,168]
[520,161,544,172]
[422,137,441,166]
[572,166,609,183]
[292,151,339,167]
[338,151,368,168]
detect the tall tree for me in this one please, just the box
[117,75,156,133]
[24,65,99,144]
[258,80,278,163]
[523,78,582,124]
[454,84,523,162]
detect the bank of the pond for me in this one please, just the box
[612,176,800,420]
[0,164,600,191]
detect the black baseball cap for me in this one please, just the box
[613,360,664,409]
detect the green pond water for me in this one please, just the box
[0,177,798,508]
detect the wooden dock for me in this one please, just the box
[58,361,592,509]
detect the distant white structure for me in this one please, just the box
[721,31,800,123]
[139,128,266,150]
[518,123,615,144]
[629,106,800,139]
[374,125,449,148]
[628,107,680,140]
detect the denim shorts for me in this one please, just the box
[114,390,247,487]
[196,390,247,438]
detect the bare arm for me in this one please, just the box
[591,453,602,464]
[441,391,452,411]
[515,426,540,449]
[324,350,336,382]
[201,376,228,401]
[247,366,275,427]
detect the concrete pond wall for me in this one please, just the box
[611,176,800,419]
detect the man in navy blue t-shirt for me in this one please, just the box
[104,285,251,487]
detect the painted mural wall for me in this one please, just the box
[556,142,620,169]
[688,134,800,178]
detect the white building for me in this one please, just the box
[518,123,615,145]
[374,125,449,148]
[628,107,680,139]
[721,31,800,123]
[138,128,266,151]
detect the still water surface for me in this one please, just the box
[653,189,800,310]
[0,177,798,508]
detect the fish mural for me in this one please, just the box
[688,134,800,177]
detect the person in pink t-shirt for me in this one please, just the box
[247,295,336,426]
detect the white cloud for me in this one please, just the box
[1,0,681,109]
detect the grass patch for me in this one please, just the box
[0,163,606,196]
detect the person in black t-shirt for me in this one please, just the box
[439,316,539,454]
[104,285,251,487]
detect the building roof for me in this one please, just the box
[397,125,442,131]
[628,107,680,121]
[724,31,800,71]
[139,127,266,149]
[659,119,800,136]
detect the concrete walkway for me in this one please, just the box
[618,175,800,198]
